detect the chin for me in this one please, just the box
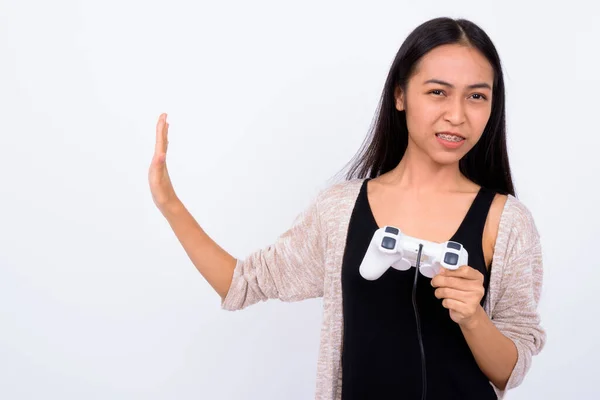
[429,151,467,166]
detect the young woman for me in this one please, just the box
[149,17,545,400]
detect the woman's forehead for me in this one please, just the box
[412,44,494,87]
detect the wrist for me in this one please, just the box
[460,305,487,331]
[159,198,184,217]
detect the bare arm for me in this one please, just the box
[460,195,545,391]
[160,200,236,300]
[149,114,327,308]
[433,266,518,390]
[149,113,235,300]
[433,238,544,391]
[460,242,546,392]
[460,306,517,390]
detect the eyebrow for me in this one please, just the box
[424,79,492,90]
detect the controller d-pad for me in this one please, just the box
[381,237,396,250]
[444,252,459,265]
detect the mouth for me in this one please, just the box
[435,132,465,142]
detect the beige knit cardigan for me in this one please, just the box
[221,178,546,399]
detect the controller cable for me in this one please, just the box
[412,244,427,400]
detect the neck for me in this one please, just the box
[385,142,467,193]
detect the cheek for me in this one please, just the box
[468,107,492,138]
[405,101,441,137]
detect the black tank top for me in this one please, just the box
[340,178,498,400]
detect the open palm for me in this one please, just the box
[149,113,178,210]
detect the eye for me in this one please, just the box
[470,93,488,101]
[429,89,445,96]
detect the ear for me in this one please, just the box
[394,86,405,111]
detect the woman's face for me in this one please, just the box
[395,44,495,165]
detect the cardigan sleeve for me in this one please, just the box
[220,189,327,311]
[490,203,546,392]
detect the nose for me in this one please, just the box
[444,97,466,126]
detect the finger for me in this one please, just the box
[431,276,479,290]
[155,114,164,154]
[431,275,461,288]
[441,298,468,312]
[164,121,169,154]
[155,113,169,155]
[434,287,472,301]
[443,265,482,281]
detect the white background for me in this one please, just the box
[1,0,598,399]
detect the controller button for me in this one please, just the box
[446,241,461,250]
[381,237,396,250]
[444,252,459,265]
[384,226,399,235]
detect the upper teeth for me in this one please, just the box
[437,133,463,142]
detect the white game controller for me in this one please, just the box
[359,225,469,280]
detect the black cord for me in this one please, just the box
[412,244,427,400]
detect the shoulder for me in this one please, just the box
[496,194,541,256]
[484,193,508,256]
[305,178,366,233]
[314,178,365,209]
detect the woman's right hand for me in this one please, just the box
[149,113,179,212]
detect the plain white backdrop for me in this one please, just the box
[1,0,599,398]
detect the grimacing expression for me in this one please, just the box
[395,44,495,164]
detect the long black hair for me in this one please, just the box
[337,17,515,196]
